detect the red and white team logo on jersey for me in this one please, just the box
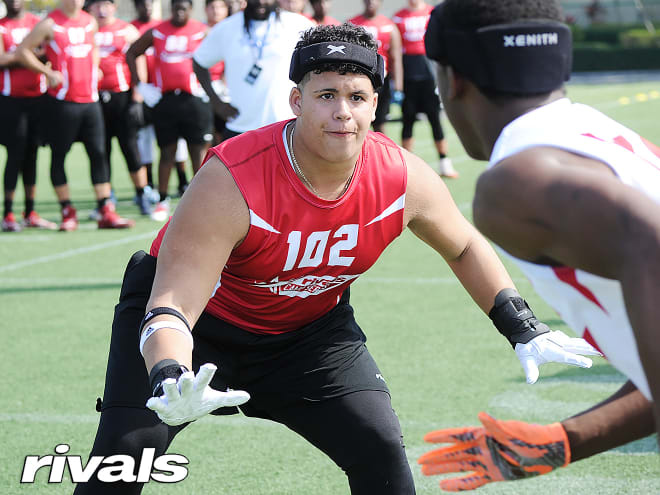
[392,5,432,55]
[96,19,133,92]
[46,9,98,102]
[152,19,206,94]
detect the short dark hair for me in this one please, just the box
[295,24,379,87]
[440,0,564,30]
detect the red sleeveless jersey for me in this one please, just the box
[151,120,408,334]
[96,19,132,92]
[348,14,397,73]
[131,18,159,83]
[151,19,206,94]
[45,9,97,102]
[392,5,432,55]
[0,13,45,97]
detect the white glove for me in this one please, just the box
[137,82,162,108]
[515,330,603,384]
[146,363,250,426]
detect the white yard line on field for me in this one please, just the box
[0,230,160,274]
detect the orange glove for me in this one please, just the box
[418,412,570,491]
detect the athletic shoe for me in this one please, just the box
[88,208,102,221]
[135,185,159,205]
[438,157,459,179]
[150,199,170,222]
[136,193,152,215]
[59,205,78,232]
[2,212,22,232]
[22,211,57,230]
[97,203,135,229]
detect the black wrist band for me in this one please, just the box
[149,359,189,397]
[140,307,192,335]
[488,288,550,348]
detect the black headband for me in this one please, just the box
[425,4,572,94]
[289,42,385,89]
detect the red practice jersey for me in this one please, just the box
[131,18,159,83]
[151,19,206,94]
[96,19,132,92]
[151,120,408,334]
[348,14,397,73]
[45,9,98,102]
[0,12,45,97]
[392,4,432,55]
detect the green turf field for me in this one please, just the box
[1,82,659,494]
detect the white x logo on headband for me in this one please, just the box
[326,45,346,55]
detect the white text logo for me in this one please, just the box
[503,32,559,47]
[21,444,189,484]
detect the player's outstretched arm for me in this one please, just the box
[402,149,599,382]
[140,155,251,424]
[474,146,660,440]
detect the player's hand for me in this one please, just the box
[46,68,63,88]
[516,330,602,384]
[146,363,250,426]
[126,101,146,128]
[137,81,162,108]
[211,98,239,120]
[391,90,404,105]
[418,412,570,491]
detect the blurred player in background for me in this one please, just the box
[393,0,457,178]
[349,0,402,135]
[126,0,212,222]
[0,0,56,231]
[88,0,151,216]
[16,0,135,230]
[307,0,339,26]
[192,0,313,140]
[418,0,659,490]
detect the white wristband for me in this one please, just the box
[139,320,194,356]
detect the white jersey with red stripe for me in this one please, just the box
[150,120,407,335]
[488,97,660,399]
[96,19,132,92]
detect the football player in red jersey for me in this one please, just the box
[15,0,135,230]
[393,0,457,178]
[349,0,403,134]
[126,0,212,222]
[87,0,152,216]
[75,24,599,494]
[418,0,659,491]
[0,0,56,231]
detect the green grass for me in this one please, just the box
[1,81,659,494]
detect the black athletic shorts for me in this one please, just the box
[42,96,105,148]
[0,94,45,147]
[402,78,441,117]
[101,251,389,419]
[152,91,213,147]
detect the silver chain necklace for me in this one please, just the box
[287,122,355,199]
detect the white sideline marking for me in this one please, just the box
[0,230,160,274]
